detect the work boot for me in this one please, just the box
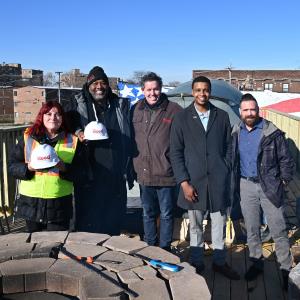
[212,263,240,280]
[245,264,263,281]
[281,269,289,291]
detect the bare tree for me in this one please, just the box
[168,81,181,87]
[43,72,56,86]
[61,71,74,87]
[128,70,150,84]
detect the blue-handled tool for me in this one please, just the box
[149,259,180,272]
[135,253,180,272]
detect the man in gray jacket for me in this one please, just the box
[131,72,182,251]
[170,76,240,279]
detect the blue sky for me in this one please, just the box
[2,0,300,83]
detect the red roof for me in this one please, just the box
[263,98,300,113]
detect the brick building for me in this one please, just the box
[13,86,80,124]
[61,68,119,90]
[0,63,43,87]
[192,69,300,93]
[0,87,14,123]
[22,69,43,86]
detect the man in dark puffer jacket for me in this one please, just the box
[65,66,133,235]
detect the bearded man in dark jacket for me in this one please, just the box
[65,66,133,235]
[231,93,294,289]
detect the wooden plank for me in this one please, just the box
[212,261,230,300]
[230,244,248,300]
[245,247,267,300]
[210,244,234,300]
[203,252,214,297]
[264,260,285,300]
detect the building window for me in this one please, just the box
[42,91,44,96]
[282,83,289,92]
[15,112,19,118]
[264,83,273,91]
[13,91,17,96]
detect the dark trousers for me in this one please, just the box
[140,185,175,248]
[26,220,69,233]
[75,180,127,235]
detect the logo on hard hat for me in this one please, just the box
[30,144,60,169]
[37,155,51,161]
[92,129,101,134]
[84,121,109,141]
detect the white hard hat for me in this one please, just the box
[84,121,109,140]
[30,144,60,169]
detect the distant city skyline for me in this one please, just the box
[2,0,300,83]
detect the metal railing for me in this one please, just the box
[0,125,27,220]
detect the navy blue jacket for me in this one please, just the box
[231,119,294,209]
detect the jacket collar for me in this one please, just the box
[233,118,279,138]
[138,93,169,110]
[188,101,217,133]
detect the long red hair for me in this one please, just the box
[27,101,70,137]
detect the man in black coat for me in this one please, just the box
[170,76,240,279]
[65,66,133,235]
[231,93,294,289]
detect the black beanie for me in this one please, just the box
[86,66,109,86]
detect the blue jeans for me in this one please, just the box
[140,185,175,248]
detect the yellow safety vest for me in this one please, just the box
[19,132,78,199]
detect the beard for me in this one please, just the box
[91,91,107,101]
[243,116,258,127]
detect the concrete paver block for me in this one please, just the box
[25,272,46,292]
[94,250,144,272]
[128,278,171,300]
[135,246,181,264]
[131,265,157,279]
[80,270,125,300]
[58,244,107,260]
[169,273,211,300]
[66,232,110,245]
[0,243,34,262]
[0,233,30,247]
[0,257,55,294]
[159,262,196,280]
[31,241,61,259]
[46,258,95,296]
[117,270,141,285]
[2,274,24,294]
[30,231,69,244]
[103,236,148,254]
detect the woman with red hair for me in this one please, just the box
[9,101,82,232]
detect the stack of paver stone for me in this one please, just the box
[0,232,211,299]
